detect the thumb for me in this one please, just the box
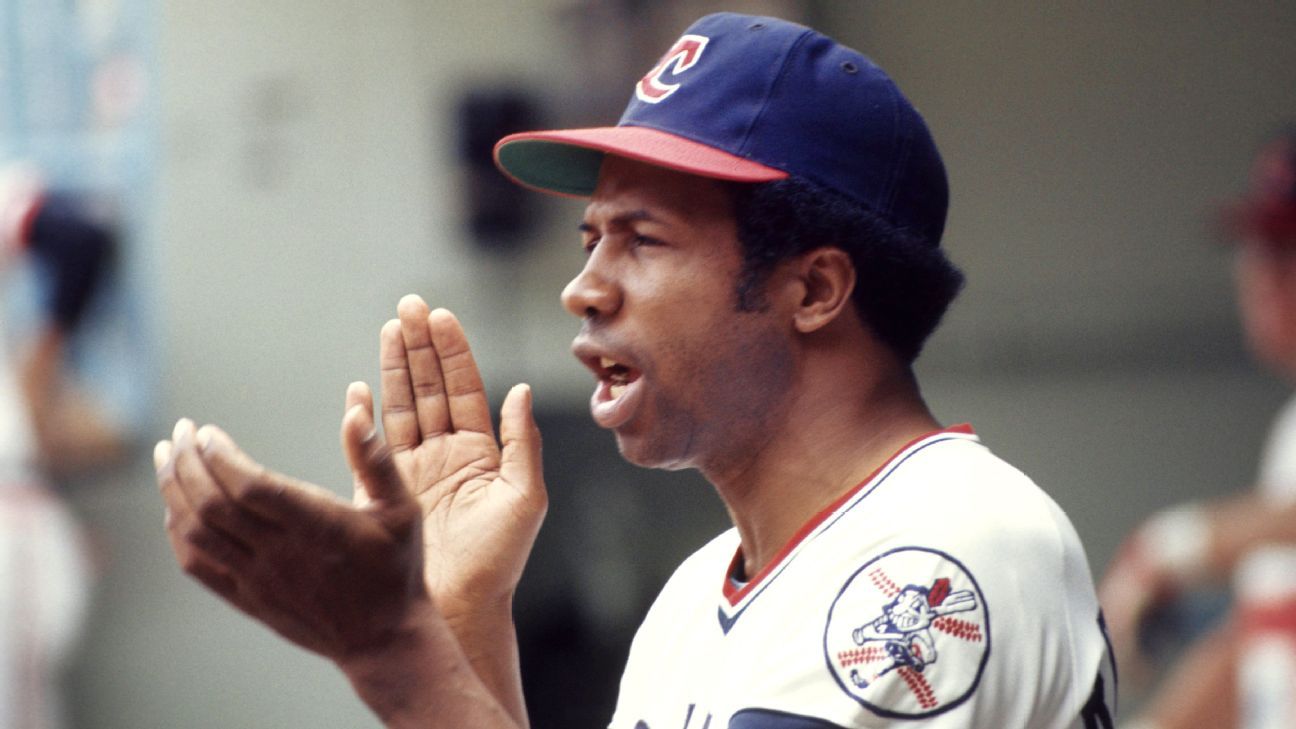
[341,402,407,508]
[499,383,546,508]
[340,381,375,505]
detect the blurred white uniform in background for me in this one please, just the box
[0,317,93,729]
[0,163,106,729]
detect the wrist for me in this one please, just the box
[439,591,514,626]
[439,593,517,656]
[338,601,458,725]
[430,589,529,728]
[339,603,519,729]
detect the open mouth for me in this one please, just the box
[598,356,641,400]
[584,353,644,429]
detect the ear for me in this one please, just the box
[792,247,856,334]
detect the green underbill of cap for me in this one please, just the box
[498,140,605,197]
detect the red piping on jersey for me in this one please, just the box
[16,194,45,250]
[721,423,975,606]
[1241,598,1296,634]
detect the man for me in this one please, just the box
[1100,130,1296,729]
[156,13,1114,728]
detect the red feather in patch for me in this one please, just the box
[928,577,951,606]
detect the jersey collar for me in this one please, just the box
[716,424,977,632]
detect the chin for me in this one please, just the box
[614,433,695,472]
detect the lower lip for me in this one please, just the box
[590,377,643,429]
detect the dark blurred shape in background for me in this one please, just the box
[457,89,542,251]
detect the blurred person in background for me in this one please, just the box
[0,161,124,729]
[1100,129,1296,729]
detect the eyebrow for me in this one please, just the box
[578,208,659,233]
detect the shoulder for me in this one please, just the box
[1270,393,1296,436]
[884,437,1098,623]
[816,436,1110,724]
[1260,393,1296,497]
[881,436,1081,557]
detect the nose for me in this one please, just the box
[561,255,622,320]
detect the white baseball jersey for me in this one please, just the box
[610,426,1116,728]
[1258,395,1296,503]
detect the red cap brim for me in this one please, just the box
[493,125,788,198]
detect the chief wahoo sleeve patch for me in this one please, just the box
[823,547,990,719]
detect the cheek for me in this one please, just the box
[1237,258,1296,366]
[632,252,789,414]
[1272,297,1296,361]
[667,314,794,425]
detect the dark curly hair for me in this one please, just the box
[727,176,964,363]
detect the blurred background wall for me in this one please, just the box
[2,0,1290,726]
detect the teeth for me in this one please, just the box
[600,356,618,369]
[609,383,626,400]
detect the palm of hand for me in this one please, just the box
[348,297,546,619]
[396,431,537,607]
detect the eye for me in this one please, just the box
[631,234,662,249]
[578,222,600,254]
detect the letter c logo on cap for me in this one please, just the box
[635,35,709,104]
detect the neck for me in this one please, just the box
[704,361,941,582]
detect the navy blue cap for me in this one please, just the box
[494,12,948,247]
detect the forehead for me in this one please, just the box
[583,155,734,230]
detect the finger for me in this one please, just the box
[342,382,375,504]
[343,381,374,427]
[154,439,172,471]
[428,308,491,434]
[380,318,422,453]
[154,438,174,523]
[157,423,253,572]
[154,438,174,527]
[168,421,240,539]
[342,401,410,511]
[398,294,453,439]
[162,497,241,598]
[195,425,339,526]
[171,538,240,598]
[171,421,268,554]
[498,384,547,510]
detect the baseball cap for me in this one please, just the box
[1222,131,1296,248]
[493,12,949,247]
